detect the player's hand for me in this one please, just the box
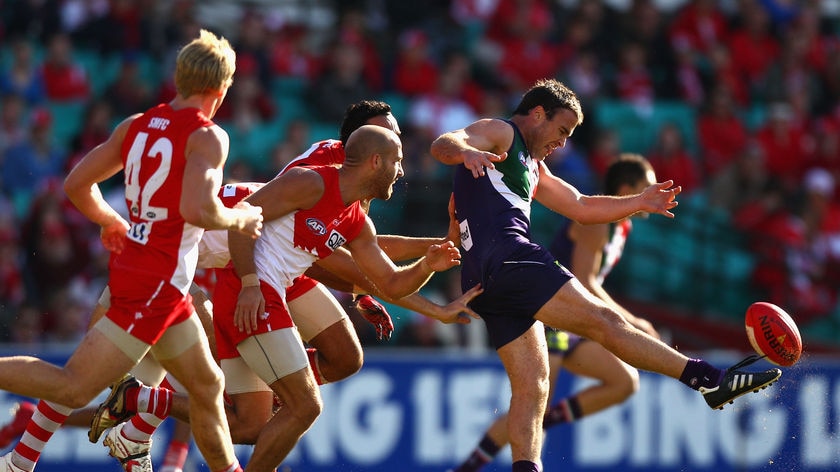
[445,193,460,247]
[100,218,130,253]
[434,284,482,324]
[639,180,681,218]
[234,201,264,239]
[234,286,265,334]
[464,150,506,178]
[354,294,394,341]
[423,241,461,272]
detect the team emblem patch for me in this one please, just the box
[306,217,327,235]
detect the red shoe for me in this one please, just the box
[0,401,35,449]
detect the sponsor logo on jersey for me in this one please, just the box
[326,229,347,251]
[306,218,327,235]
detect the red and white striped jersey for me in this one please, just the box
[255,165,366,295]
[110,103,214,294]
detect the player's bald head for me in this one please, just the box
[344,125,401,166]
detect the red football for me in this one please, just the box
[745,302,802,367]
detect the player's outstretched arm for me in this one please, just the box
[535,163,681,225]
[377,193,462,259]
[346,218,460,300]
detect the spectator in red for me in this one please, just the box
[647,122,702,193]
[41,32,90,102]
[63,99,114,174]
[669,0,728,57]
[754,102,814,191]
[334,8,385,93]
[213,55,276,132]
[485,0,553,46]
[706,43,750,105]
[673,46,705,107]
[269,24,319,80]
[20,181,91,308]
[726,1,780,93]
[696,86,749,178]
[805,119,840,199]
[787,4,839,76]
[476,0,554,72]
[707,141,769,213]
[759,33,824,120]
[614,41,654,111]
[392,29,439,98]
[102,53,154,116]
[407,56,478,143]
[440,50,485,114]
[497,7,561,95]
[619,0,674,91]
[306,39,373,123]
[588,128,621,177]
[0,210,24,316]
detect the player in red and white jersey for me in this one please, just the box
[0,30,262,472]
[79,102,477,468]
[215,125,464,470]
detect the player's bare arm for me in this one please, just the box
[346,217,460,300]
[181,125,262,237]
[535,163,681,224]
[229,167,325,333]
[64,115,137,253]
[430,118,509,178]
[314,247,481,324]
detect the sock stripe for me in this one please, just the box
[14,441,41,463]
[36,402,69,425]
[130,415,159,435]
[24,422,51,443]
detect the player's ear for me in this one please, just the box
[371,153,382,169]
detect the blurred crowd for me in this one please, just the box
[1,0,840,348]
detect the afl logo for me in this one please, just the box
[306,218,327,235]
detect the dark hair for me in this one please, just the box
[604,153,653,196]
[339,100,392,145]
[512,79,584,124]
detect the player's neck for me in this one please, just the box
[169,95,217,118]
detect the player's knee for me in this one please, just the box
[512,375,549,405]
[61,384,101,409]
[182,364,225,402]
[229,418,264,445]
[292,395,323,428]
[615,366,640,400]
[330,350,363,381]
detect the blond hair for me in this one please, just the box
[174,29,236,98]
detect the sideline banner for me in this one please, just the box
[0,348,834,471]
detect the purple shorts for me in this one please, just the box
[468,243,573,349]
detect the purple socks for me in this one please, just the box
[679,358,725,390]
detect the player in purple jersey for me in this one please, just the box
[451,154,662,471]
[432,78,781,472]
